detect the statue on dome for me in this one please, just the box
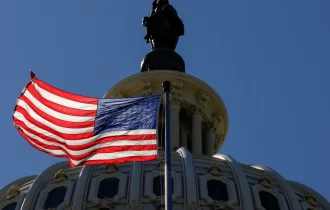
[142,0,184,50]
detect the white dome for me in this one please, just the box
[0,148,329,210]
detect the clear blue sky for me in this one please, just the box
[1,0,329,200]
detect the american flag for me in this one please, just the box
[13,72,160,167]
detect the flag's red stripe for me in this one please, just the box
[14,114,94,140]
[25,136,157,159]
[34,78,98,104]
[14,118,156,149]
[18,129,157,168]
[26,84,97,117]
[16,99,95,129]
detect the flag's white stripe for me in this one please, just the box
[26,138,157,166]
[23,129,156,155]
[14,114,156,145]
[23,91,95,122]
[15,104,94,134]
[33,82,97,111]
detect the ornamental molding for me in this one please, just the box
[34,179,75,210]
[170,80,184,107]
[210,200,238,210]
[141,80,152,96]
[87,170,128,208]
[5,185,21,200]
[184,204,203,210]
[125,201,144,210]
[171,80,183,98]
[93,198,115,210]
[104,164,119,173]
[189,105,205,118]
[258,175,273,188]
[155,195,165,210]
[300,192,320,210]
[52,169,68,183]
[196,92,210,109]
[203,123,217,134]
[251,181,289,210]
[199,169,239,209]
[207,165,222,176]
[144,169,182,202]
[212,114,224,126]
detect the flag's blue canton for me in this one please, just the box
[94,95,161,135]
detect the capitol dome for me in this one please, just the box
[1,71,329,210]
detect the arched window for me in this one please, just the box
[97,178,120,199]
[153,175,173,196]
[259,191,280,210]
[207,179,229,202]
[43,186,67,209]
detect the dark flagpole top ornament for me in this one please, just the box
[141,0,185,73]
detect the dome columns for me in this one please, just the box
[191,107,203,155]
[203,123,216,156]
[169,81,183,151]
[103,71,229,155]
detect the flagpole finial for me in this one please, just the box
[30,70,36,80]
[162,81,171,93]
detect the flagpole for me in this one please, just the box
[163,81,172,210]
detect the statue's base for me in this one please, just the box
[141,48,185,73]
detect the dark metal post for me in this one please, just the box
[162,81,172,210]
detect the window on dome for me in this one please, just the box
[2,202,17,210]
[97,178,120,199]
[153,175,173,196]
[259,191,280,210]
[43,186,67,209]
[207,179,229,202]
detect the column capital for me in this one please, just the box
[203,122,217,134]
[189,105,205,118]
[170,98,183,107]
[170,80,184,107]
